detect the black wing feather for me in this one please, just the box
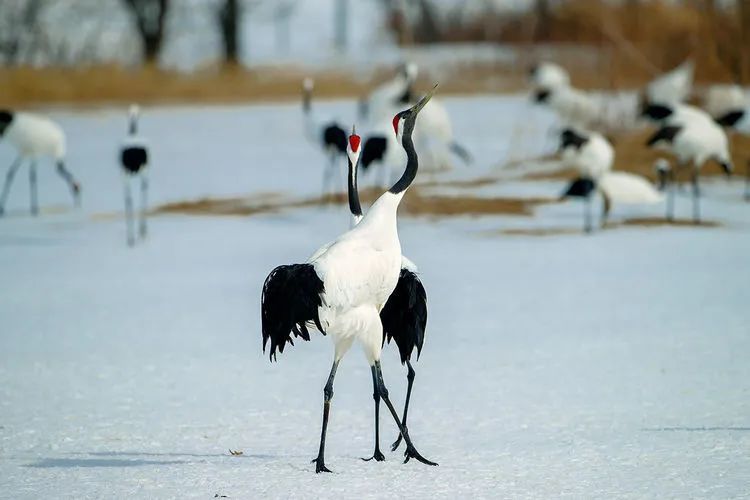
[361,136,387,170]
[323,124,347,153]
[121,146,148,174]
[261,263,325,361]
[380,268,428,364]
[646,125,682,147]
[561,177,596,198]
[715,110,745,128]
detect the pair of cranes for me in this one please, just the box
[0,106,150,246]
[262,88,439,473]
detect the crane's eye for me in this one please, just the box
[392,115,400,135]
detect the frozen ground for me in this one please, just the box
[1,95,749,499]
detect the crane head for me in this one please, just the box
[347,125,361,167]
[392,83,437,142]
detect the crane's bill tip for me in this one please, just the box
[351,123,356,135]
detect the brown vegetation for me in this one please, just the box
[153,184,553,219]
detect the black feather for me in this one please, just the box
[121,146,148,174]
[0,110,14,136]
[534,89,550,103]
[322,124,347,153]
[715,110,745,128]
[560,128,588,150]
[361,136,387,170]
[641,103,674,121]
[561,177,596,198]
[380,268,427,364]
[261,263,325,361]
[646,126,682,147]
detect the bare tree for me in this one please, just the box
[534,0,550,42]
[218,0,240,64]
[121,0,169,63]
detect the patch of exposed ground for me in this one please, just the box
[153,184,555,219]
[620,217,721,228]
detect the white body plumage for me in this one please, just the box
[310,192,404,363]
[4,112,66,160]
[529,62,570,90]
[646,60,694,105]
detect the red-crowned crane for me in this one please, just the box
[120,105,149,247]
[344,126,428,461]
[301,78,348,197]
[362,63,471,171]
[260,88,438,473]
[646,115,733,223]
[711,88,749,201]
[559,128,662,232]
[0,110,80,216]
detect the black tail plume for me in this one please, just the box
[261,263,325,361]
[380,269,428,364]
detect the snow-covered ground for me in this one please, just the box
[1,95,749,499]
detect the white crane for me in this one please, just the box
[528,61,570,91]
[260,89,438,473]
[644,59,694,106]
[119,105,149,247]
[712,93,749,201]
[344,126,428,462]
[534,85,600,130]
[646,117,733,222]
[559,129,662,232]
[0,110,80,216]
[301,78,348,197]
[362,63,471,171]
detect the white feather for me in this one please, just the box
[598,171,663,204]
[647,60,694,105]
[4,112,66,159]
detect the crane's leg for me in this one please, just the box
[321,152,336,203]
[601,194,611,229]
[124,180,135,247]
[583,195,593,234]
[373,361,437,466]
[139,175,148,239]
[0,157,23,216]
[391,360,416,452]
[666,166,676,222]
[362,366,385,462]
[692,169,700,224]
[311,360,339,473]
[29,161,38,216]
[56,161,80,207]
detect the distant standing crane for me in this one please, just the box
[0,110,80,216]
[119,105,150,246]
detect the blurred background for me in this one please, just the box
[2,0,749,105]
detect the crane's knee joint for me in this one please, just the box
[406,364,415,381]
[323,385,334,402]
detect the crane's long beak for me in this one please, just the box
[409,83,438,115]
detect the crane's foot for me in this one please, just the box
[70,182,81,208]
[311,456,332,474]
[403,445,438,466]
[361,449,385,462]
[391,434,403,452]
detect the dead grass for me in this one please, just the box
[0,63,529,108]
[153,182,554,219]
[621,217,721,228]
